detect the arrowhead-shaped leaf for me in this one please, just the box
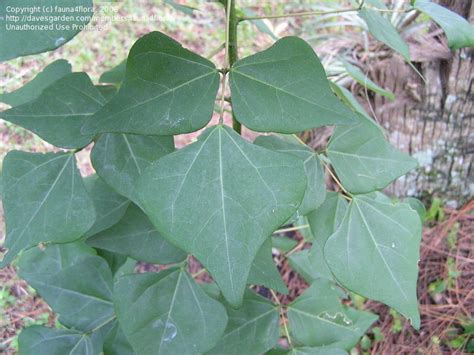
[1,73,105,149]
[324,194,422,328]
[230,37,357,133]
[288,347,348,355]
[0,0,93,62]
[414,0,474,50]
[358,8,410,61]
[82,31,219,136]
[207,291,280,355]
[114,269,228,355]
[19,326,94,355]
[307,192,348,245]
[83,175,130,238]
[18,242,115,332]
[255,134,326,215]
[287,280,378,350]
[327,114,418,193]
[343,60,395,100]
[248,238,288,294]
[0,60,72,106]
[86,204,186,264]
[91,133,174,204]
[1,152,95,267]
[138,125,306,306]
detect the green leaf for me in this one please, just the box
[255,134,326,215]
[230,37,357,133]
[307,192,348,245]
[248,238,288,294]
[272,235,297,253]
[342,60,395,100]
[164,0,199,15]
[99,60,126,85]
[240,8,278,40]
[96,249,129,276]
[138,125,306,306]
[0,60,72,106]
[102,322,134,355]
[414,0,474,50]
[404,197,426,222]
[18,242,114,332]
[293,215,314,242]
[114,269,227,355]
[329,82,371,118]
[324,194,422,329]
[287,280,378,350]
[91,133,174,204]
[1,73,105,149]
[95,85,118,101]
[327,114,417,193]
[288,244,333,283]
[207,291,280,355]
[83,175,130,238]
[0,0,93,62]
[1,152,95,267]
[86,204,186,264]
[358,8,410,61]
[83,31,219,136]
[19,326,94,355]
[289,347,348,355]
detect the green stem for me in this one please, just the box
[226,0,241,134]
